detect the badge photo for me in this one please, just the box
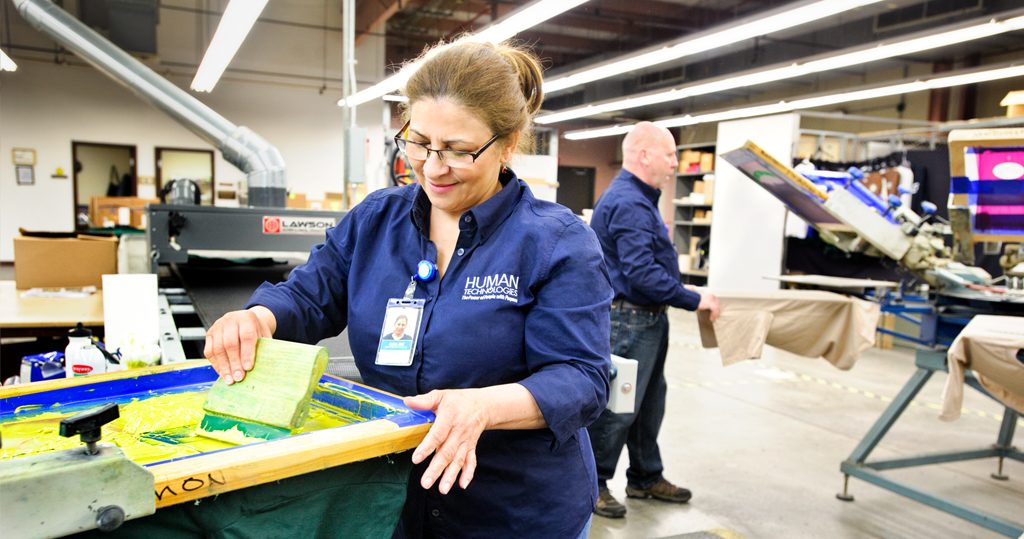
[375,300,424,366]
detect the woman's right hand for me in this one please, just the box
[204,306,276,384]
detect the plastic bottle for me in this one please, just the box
[65,323,92,367]
[65,323,106,377]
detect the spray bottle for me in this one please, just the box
[65,323,107,377]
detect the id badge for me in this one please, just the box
[375,298,425,366]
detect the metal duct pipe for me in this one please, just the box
[14,0,286,207]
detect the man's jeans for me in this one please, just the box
[587,306,669,489]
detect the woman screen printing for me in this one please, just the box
[205,39,613,539]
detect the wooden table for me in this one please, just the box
[0,281,103,337]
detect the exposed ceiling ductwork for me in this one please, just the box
[13,0,288,208]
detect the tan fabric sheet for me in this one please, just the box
[940,315,1024,421]
[698,290,880,370]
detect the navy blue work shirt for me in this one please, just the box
[248,170,612,538]
[591,169,701,310]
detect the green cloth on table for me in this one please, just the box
[69,453,412,539]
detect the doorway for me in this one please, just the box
[155,147,215,205]
[556,166,596,215]
[72,141,137,227]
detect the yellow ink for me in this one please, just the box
[1,383,396,465]
[193,424,259,445]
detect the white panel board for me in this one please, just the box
[103,273,159,349]
[509,155,559,203]
[709,114,799,291]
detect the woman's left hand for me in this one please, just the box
[404,389,490,494]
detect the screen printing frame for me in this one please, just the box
[718,141,841,227]
[0,362,434,508]
[719,141,916,260]
[948,128,1024,245]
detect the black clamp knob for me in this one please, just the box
[167,210,187,238]
[59,402,119,455]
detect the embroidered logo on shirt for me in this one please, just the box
[462,273,519,303]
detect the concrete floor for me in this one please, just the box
[5,261,1020,537]
[589,309,1023,539]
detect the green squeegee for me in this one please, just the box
[196,338,328,444]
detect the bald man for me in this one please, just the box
[587,122,720,519]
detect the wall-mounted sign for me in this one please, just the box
[12,148,36,166]
[16,165,34,185]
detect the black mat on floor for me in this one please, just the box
[172,258,358,381]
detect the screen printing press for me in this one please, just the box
[145,203,360,375]
[146,204,345,273]
[718,129,1024,537]
[0,363,433,538]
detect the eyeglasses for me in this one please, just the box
[394,120,501,169]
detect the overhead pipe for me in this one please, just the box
[14,0,286,207]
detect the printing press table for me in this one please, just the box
[0,362,433,538]
[837,296,1024,537]
[695,284,1024,536]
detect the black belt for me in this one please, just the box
[611,298,666,314]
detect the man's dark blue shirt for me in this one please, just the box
[248,171,612,538]
[591,169,701,310]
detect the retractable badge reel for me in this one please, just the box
[375,260,436,366]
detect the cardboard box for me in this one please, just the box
[699,152,715,172]
[1000,90,1024,118]
[215,181,240,208]
[681,149,700,164]
[286,192,308,209]
[875,313,895,349]
[703,177,715,205]
[679,150,701,173]
[89,197,158,229]
[324,192,345,212]
[14,234,118,289]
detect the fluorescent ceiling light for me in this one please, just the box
[542,0,882,95]
[382,94,409,103]
[563,63,1024,140]
[339,0,590,108]
[0,48,16,72]
[538,12,1024,125]
[191,0,268,92]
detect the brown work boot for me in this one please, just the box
[594,486,627,518]
[625,478,692,503]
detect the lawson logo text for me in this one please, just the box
[262,216,336,235]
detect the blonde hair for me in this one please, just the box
[402,40,544,154]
